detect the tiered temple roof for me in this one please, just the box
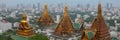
[54,6,75,36]
[81,3,111,40]
[37,4,54,26]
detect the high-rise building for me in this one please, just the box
[33,4,36,9]
[37,3,40,10]
[17,12,34,37]
[0,3,6,9]
[21,4,24,9]
[106,2,113,9]
[17,4,19,9]
[37,4,54,26]
[81,3,111,40]
[77,4,80,8]
[86,4,90,10]
[54,6,75,36]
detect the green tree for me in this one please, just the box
[6,17,16,27]
[29,34,49,40]
[5,17,21,30]
[0,35,6,40]
[36,21,44,30]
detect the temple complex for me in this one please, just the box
[37,4,54,26]
[81,3,111,40]
[17,12,34,37]
[54,6,75,36]
[78,23,85,33]
[81,29,97,40]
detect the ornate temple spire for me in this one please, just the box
[90,3,111,40]
[37,4,54,26]
[22,11,27,20]
[43,4,49,16]
[97,3,102,17]
[64,6,68,16]
[54,6,75,36]
[81,3,111,40]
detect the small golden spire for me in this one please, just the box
[22,11,27,20]
[44,4,48,10]
[64,6,68,16]
[64,0,69,17]
[43,4,49,16]
[98,2,102,16]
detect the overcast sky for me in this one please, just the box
[1,0,120,7]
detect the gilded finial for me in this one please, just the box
[43,4,48,16]
[22,11,27,20]
[44,4,47,9]
[64,6,68,16]
[23,11,27,17]
[44,0,47,10]
[98,1,102,16]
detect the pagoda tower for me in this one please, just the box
[17,12,34,37]
[81,3,111,40]
[54,6,75,36]
[37,4,54,26]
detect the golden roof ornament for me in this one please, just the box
[64,6,68,16]
[22,11,27,20]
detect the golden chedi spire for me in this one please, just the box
[98,3,102,17]
[22,11,27,20]
[64,5,68,16]
[54,6,75,36]
[37,4,54,26]
[81,3,111,40]
[17,11,34,37]
[43,4,49,16]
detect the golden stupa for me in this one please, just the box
[37,4,54,26]
[54,6,75,36]
[17,12,34,37]
[81,3,111,40]
[81,29,97,40]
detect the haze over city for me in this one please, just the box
[0,0,120,7]
[0,0,120,40]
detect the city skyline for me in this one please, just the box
[0,0,120,8]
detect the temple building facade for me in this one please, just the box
[37,4,54,26]
[81,3,111,40]
[17,12,34,37]
[54,6,75,36]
